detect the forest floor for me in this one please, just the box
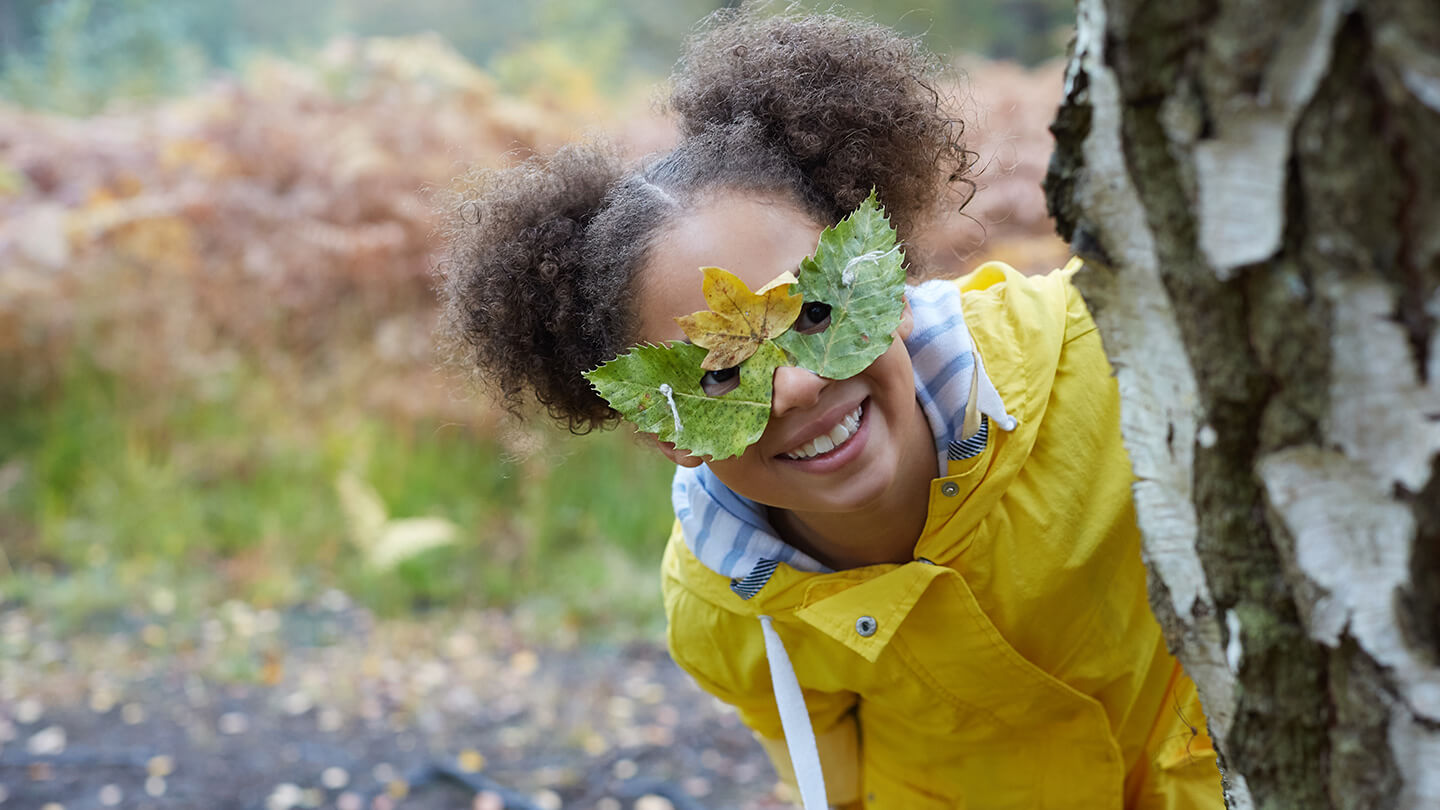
[0,596,785,810]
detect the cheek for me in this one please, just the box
[870,349,920,420]
[873,341,915,387]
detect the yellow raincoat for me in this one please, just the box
[662,261,1225,808]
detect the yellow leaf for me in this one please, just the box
[457,749,486,773]
[674,267,800,370]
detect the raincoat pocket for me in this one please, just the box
[862,758,960,810]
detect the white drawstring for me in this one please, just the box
[759,615,829,810]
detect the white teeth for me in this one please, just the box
[784,404,864,460]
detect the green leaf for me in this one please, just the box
[774,191,906,380]
[585,340,785,461]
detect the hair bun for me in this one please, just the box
[669,9,971,236]
[438,142,628,432]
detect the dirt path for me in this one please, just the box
[0,595,786,810]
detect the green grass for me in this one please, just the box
[0,359,676,637]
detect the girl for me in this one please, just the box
[439,8,1225,810]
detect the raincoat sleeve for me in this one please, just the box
[663,553,862,805]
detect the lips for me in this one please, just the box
[782,402,865,460]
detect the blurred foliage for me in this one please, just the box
[0,0,203,113]
[0,0,337,113]
[0,33,674,632]
[342,0,1076,75]
[0,0,1072,114]
[0,2,1071,633]
[0,358,674,630]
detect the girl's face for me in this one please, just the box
[636,191,931,517]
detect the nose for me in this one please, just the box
[771,365,827,418]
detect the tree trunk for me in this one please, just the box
[1045,0,1440,807]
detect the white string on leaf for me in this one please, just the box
[658,383,682,433]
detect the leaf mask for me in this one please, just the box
[584,191,906,461]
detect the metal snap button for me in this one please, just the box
[855,616,878,637]
[940,481,959,497]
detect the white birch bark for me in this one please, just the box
[1048,0,1440,806]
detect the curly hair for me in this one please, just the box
[438,7,972,433]
[669,7,972,243]
[437,143,632,432]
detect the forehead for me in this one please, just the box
[637,193,825,343]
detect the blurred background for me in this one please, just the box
[0,2,1073,806]
[1,0,1071,635]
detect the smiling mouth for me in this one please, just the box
[782,402,865,460]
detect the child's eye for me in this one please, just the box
[793,301,832,334]
[700,365,741,396]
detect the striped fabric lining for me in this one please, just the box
[948,415,989,460]
[730,558,781,598]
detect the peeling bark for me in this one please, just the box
[1046,0,1440,806]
